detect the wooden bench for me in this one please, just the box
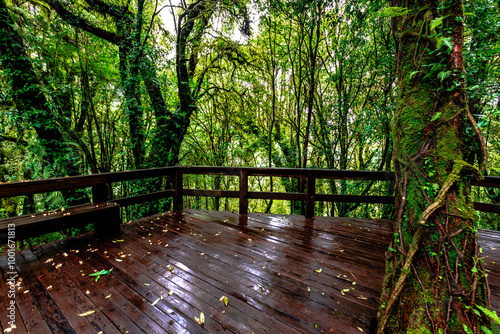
[0,202,121,244]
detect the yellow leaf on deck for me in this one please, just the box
[78,310,95,317]
[151,297,161,306]
[314,268,322,274]
[195,312,205,325]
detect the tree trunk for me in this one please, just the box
[378,1,491,333]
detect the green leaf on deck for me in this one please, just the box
[220,295,229,306]
[88,269,113,281]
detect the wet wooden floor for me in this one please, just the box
[1,210,499,334]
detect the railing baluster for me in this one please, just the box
[239,169,248,215]
[305,172,316,218]
[173,168,184,212]
[92,183,109,203]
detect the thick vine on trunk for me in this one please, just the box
[377,1,491,333]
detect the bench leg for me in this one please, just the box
[95,206,121,238]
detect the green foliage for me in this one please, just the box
[377,7,411,18]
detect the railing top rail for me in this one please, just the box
[0,167,176,198]
[1,165,498,199]
[179,166,395,180]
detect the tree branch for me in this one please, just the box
[43,0,124,45]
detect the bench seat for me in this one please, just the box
[0,202,121,244]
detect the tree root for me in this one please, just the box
[377,160,475,333]
[466,107,488,173]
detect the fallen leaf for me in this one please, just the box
[314,268,322,274]
[55,263,62,269]
[78,310,95,317]
[220,296,229,307]
[307,287,311,292]
[105,294,112,299]
[115,259,123,262]
[195,312,205,325]
[357,296,367,300]
[144,283,150,286]
[358,327,364,332]
[151,297,161,306]
[168,290,174,296]
[3,325,16,332]
[88,269,113,281]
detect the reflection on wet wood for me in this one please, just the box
[1,210,499,333]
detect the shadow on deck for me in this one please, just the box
[1,210,499,334]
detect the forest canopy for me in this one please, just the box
[0,0,499,225]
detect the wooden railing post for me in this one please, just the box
[305,172,316,218]
[173,168,183,212]
[92,183,109,203]
[239,169,248,215]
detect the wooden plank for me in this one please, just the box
[15,251,77,333]
[0,167,176,199]
[94,238,274,334]
[92,183,109,203]
[118,228,307,334]
[178,166,396,181]
[56,235,216,333]
[0,260,29,333]
[20,249,95,333]
[473,202,500,214]
[124,221,360,333]
[131,212,380,331]
[173,169,183,212]
[2,257,51,333]
[32,245,122,334]
[305,173,316,218]
[240,169,248,215]
[45,240,150,333]
[5,209,499,334]
[0,203,120,243]
[0,175,106,198]
[471,176,500,187]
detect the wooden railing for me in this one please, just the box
[1,166,499,220]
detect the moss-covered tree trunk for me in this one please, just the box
[377,1,491,333]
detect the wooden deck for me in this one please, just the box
[1,210,499,334]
